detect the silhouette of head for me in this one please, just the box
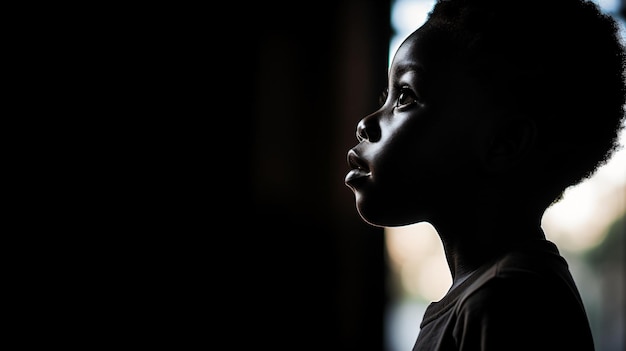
[345,0,625,228]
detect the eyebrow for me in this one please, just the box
[391,62,425,79]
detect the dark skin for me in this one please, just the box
[345,24,546,291]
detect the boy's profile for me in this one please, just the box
[344,0,625,350]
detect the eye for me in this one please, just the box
[395,86,419,109]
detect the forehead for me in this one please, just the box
[389,25,457,79]
[389,25,495,110]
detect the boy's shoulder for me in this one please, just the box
[451,239,574,305]
[448,239,594,349]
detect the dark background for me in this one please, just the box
[140,0,396,349]
[10,1,391,349]
[215,1,394,349]
[48,1,391,348]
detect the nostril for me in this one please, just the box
[356,113,382,142]
[356,128,367,142]
[356,121,368,142]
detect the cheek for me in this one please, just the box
[387,122,486,201]
[419,110,491,169]
[402,124,473,171]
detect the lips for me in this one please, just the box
[345,149,371,184]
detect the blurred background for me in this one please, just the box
[217,0,625,350]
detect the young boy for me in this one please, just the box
[344,0,625,350]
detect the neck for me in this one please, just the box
[433,209,545,290]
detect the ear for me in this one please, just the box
[484,117,537,172]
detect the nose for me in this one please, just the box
[356,112,381,142]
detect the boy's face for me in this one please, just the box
[345,25,496,227]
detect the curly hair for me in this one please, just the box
[425,0,626,203]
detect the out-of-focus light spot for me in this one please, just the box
[389,0,435,67]
[385,300,427,351]
[411,254,451,301]
[594,146,626,187]
[593,0,619,13]
[386,222,440,266]
[543,127,626,252]
[387,223,451,301]
[391,0,435,33]
[543,181,625,252]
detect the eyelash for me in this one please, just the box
[378,86,419,109]
[395,86,418,109]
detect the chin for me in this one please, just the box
[356,207,384,227]
[357,208,415,228]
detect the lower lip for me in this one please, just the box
[345,169,370,184]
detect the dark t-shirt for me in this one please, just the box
[412,239,595,351]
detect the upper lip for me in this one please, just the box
[347,149,369,172]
